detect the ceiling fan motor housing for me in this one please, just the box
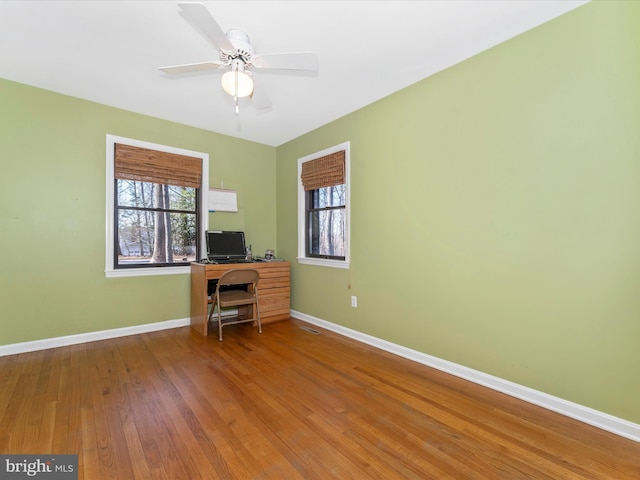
[221,29,254,64]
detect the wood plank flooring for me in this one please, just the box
[0,318,638,479]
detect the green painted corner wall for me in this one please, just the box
[276,1,640,423]
[0,79,276,345]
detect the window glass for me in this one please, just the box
[307,185,346,259]
[115,181,198,267]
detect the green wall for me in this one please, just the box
[1,0,638,426]
[276,1,640,423]
[0,79,276,345]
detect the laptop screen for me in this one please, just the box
[206,231,246,260]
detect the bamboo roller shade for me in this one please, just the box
[300,150,345,191]
[115,143,202,188]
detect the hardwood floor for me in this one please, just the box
[0,318,638,479]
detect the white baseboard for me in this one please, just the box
[0,317,191,357]
[291,310,640,443]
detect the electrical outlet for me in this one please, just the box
[351,296,358,308]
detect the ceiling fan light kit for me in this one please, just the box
[160,2,318,114]
[221,60,253,98]
[221,60,253,115]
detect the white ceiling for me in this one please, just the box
[0,1,588,147]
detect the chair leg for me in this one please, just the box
[209,293,224,341]
[207,301,214,323]
[255,297,262,334]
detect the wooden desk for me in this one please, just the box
[190,261,290,336]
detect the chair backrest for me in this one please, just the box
[217,268,260,288]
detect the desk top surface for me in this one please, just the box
[194,259,288,266]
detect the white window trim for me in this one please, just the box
[105,134,209,278]
[297,141,350,269]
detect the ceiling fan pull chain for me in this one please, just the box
[234,67,240,114]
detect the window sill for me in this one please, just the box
[297,257,350,269]
[105,265,190,278]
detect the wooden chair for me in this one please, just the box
[207,269,262,341]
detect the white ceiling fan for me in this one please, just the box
[160,2,319,114]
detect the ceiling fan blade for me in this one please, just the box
[178,2,235,54]
[251,84,272,111]
[252,52,318,72]
[159,60,229,74]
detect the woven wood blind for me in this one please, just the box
[114,143,202,188]
[300,150,345,191]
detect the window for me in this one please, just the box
[106,136,209,277]
[297,142,350,268]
